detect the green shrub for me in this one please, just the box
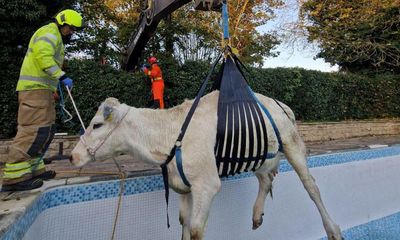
[1,59,399,138]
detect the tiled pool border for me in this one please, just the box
[321,211,400,240]
[2,145,400,240]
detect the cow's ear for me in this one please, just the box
[103,105,114,121]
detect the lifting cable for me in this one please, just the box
[143,0,155,26]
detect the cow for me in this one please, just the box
[70,91,342,240]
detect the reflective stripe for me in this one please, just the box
[5,161,31,170]
[152,77,162,81]
[31,161,45,172]
[3,161,32,179]
[45,65,60,75]
[45,33,58,41]
[34,36,56,49]
[3,168,32,179]
[29,158,44,165]
[19,75,58,88]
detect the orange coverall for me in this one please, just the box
[144,63,165,109]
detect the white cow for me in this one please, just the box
[71,91,342,240]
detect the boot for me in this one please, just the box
[1,178,43,192]
[33,170,56,181]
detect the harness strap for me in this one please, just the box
[230,50,284,153]
[160,159,172,228]
[248,87,283,152]
[176,146,191,186]
[160,50,223,228]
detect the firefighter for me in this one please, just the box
[142,56,165,109]
[1,9,83,191]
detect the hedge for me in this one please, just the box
[0,59,399,138]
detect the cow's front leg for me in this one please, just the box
[252,170,275,230]
[189,177,221,240]
[180,193,192,240]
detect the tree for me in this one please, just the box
[227,0,283,65]
[300,0,400,74]
[169,0,284,66]
[73,0,283,67]
[70,0,140,65]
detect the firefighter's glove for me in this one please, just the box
[60,76,73,89]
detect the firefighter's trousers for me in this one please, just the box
[3,90,56,185]
[152,80,165,109]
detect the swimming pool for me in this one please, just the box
[2,146,400,240]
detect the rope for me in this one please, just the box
[58,82,73,123]
[110,157,125,240]
[56,158,126,240]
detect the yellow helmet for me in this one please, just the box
[55,9,83,28]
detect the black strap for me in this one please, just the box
[160,162,171,228]
[242,102,255,172]
[160,50,223,228]
[229,102,240,175]
[215,52,273,176]
[235,51,288,154]
[176,52,223,144]
[235,102,247,174]
[273,98,292,122]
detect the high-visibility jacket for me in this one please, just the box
[143,63,165,108]
[143,63,164,83]
[16,22,65,92]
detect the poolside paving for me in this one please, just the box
[45,134,400,179]
[1,134,400,183]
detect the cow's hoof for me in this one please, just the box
[328,234,344,240]
[252,216,263,230]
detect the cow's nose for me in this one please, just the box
[70,153,80,165]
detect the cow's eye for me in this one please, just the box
[93,123,103,129]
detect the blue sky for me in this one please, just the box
[263,45,339,72]
[258,1,339,72]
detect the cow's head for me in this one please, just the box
[70,98,130,167]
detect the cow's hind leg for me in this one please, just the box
[284,133,342,240]
[252,159,279,230]
[180,193,192,240]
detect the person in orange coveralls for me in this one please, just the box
[141,56,165,109]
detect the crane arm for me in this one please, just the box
[122,0,222,70]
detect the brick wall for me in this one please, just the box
[297,119,400,142]
[1,119,399,163]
